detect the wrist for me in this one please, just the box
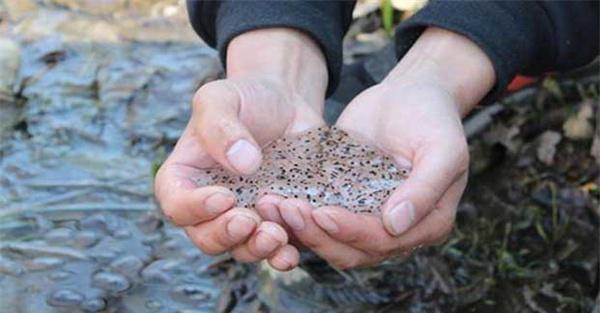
[384,27,495,117]
[226,28,328,110]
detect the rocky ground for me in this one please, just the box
[0,1,598,313]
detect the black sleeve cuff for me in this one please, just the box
[187,1,354,97]
[394,1,552,105]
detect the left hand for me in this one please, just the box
[273,27,496,269]
[274,81,469,268]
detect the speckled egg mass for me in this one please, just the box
[193,127,408,214]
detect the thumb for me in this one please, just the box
[382,144,468,236]
[191,80,263,175]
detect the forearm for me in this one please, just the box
[187,1,356,97]
[384,27,495,117]
[227,28,328,112]
[393,1,598,106]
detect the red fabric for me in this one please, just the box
[507,75,537,91]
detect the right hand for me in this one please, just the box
[154,28,328,271]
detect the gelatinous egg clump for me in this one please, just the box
[193,127,408,214]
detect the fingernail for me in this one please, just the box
[255,225,284,255]
[388,201,415,236]
[273,255,294,271]
[226,215,256,241]
[226,139,262,174]
[205,192,234,214]
[258,202,280,222]
[313,210,339,233]
[280,204,305,231]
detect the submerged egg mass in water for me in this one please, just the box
[193,126,408,214]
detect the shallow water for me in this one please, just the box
[0,2,230,312]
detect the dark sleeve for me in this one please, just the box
[186,0,356,96]
[394,0,600,104]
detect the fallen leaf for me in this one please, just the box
[536,131,562,165]
[590,102,600,162]
[483,123,521,153]
[580,182,597,194]
[563,100,595,140]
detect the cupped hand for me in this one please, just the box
[275,27,495,269]
[154,28,328,271]
[274,82,468,268]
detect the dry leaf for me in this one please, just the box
[483,123,521,153]
[537,131,562,165]
[591,103,600,162]
[563,100,595,140]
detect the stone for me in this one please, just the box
[46,289,84,307]
[92,271,131,293]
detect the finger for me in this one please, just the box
[278,198,372,269]
[312,206,401,255]
[268,244,300,271]
[230,221,288,261]
[155,163,236,226]
[192,80,263,175]
[312,172,461,255]
[154,128,237,226]
[184,208,260,256]
[255,193,286,224]
[388,173,465,250]
[383,142,468,236]
[255,193,302,246]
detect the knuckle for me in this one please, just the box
[433,232,451,246]
[188,231,222,256]
[454,141,470,172]
[157,196,182,225]
[153,172,189,226]
[437,207,456,233]
[370,240,392,256]
[199,116,238,143]
[159,204,180,226]
[343,231,364,246]
[331,258,359,270]
[456,154,470,175]
[421,232,438,246]
[393,241,411,253]
[231,250,257,263]
[300,238,322,251]
[434,220,455,244]
[233,256,255,263]
[159,196,188,226]
[154,173,174,214]
[153,166,166,198]
[193,80,237,112]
